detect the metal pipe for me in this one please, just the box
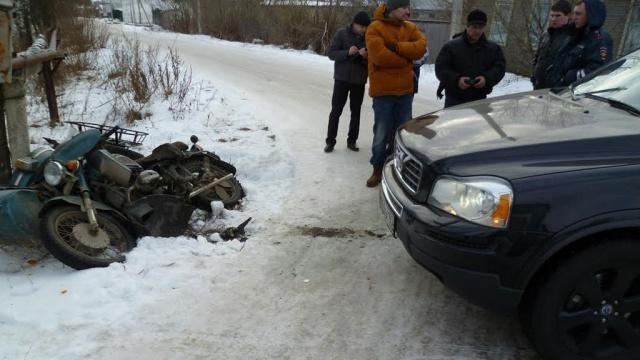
[188,173,233,199]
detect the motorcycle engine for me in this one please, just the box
[135,170,162,194]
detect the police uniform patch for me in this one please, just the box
[600,46,608,60]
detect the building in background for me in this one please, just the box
[93,0,153,24]
[412,0,453,64]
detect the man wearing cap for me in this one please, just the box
[324,11,371,153]
[364,0,426,187]
[435,9,505,108]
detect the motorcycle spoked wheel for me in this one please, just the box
[40,205,136,270]
[182,158,244,210]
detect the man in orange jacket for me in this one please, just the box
[365,0,426,187]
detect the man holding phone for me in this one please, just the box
[435,9,506,108]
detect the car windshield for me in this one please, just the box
[571,49,640,113]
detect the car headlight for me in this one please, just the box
[428,176,513,228]
[44,161,65,186]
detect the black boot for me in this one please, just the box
[347,143,359,152]
[324,143,335,153]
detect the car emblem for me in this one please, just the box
[395,147,407,173]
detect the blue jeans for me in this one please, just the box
[370,95,413,167]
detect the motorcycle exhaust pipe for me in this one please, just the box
[188,173,234,199]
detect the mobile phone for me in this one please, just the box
[464,78,478,85]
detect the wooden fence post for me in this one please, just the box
[42,60,60,127]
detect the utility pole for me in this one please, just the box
[0,1,14,183]
[0,0,65,184]
[129,0,135,24]
[196,0,202,34]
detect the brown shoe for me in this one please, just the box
[366,166,383,188]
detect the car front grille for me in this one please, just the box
[394,143,423,194]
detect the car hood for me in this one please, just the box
[399,90,640,180]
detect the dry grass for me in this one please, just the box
[162,0,371,54]
[105,37,193,124]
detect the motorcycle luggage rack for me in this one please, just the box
[66,121,148,147]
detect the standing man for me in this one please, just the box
[531,0,572,89]
[324,11,371,153]
[365,0,426,187]
[551,0,613,87]
[435,10,506,108]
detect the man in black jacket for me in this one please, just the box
[531,0,572,89]
[435,10,506,108]
[551,0,613,87]
[324,11,371,153]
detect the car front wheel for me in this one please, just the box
[527,240,640,360]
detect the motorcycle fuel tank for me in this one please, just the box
[51,129,101,163]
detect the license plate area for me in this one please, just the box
[380,180,403,235]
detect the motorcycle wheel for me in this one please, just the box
[40,205,136,270]
[182,158,244,210]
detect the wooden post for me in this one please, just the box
[0,88,10,183]
[41,60,60,126]
[0,3,12,183]
[2,79,29,162]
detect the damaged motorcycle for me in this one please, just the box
[1,127,230,269]
[67,121,244,210]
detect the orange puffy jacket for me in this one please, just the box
[366,5,427,97]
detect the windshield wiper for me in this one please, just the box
[577,87,627,97]
[584,93,640,116]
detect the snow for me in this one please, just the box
[0,22,536,359]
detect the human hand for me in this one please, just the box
[348,46,359,56]
[359,47,367,58]
[459,77,471,90]
[473,76,486,89]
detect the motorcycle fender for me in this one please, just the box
[38,195,129,219]
[125,194,195,237]
[39,196,142,236]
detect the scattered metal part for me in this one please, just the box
[219,217,252,241]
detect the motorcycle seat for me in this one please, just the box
[137,143,183,166]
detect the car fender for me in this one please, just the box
[518,209,640,288]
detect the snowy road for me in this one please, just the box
[0,25,537,360]
[98,29,538,359]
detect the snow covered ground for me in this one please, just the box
[0,23,537,360]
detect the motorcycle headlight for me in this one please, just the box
[428,176,513,228]
[44,161,65,186]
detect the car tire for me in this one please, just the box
[526,240,640,360]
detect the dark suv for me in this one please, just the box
[380,49,640,360]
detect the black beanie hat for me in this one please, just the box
[467,9,488,25]
[387,0,410,11]
[353,11,371,26]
